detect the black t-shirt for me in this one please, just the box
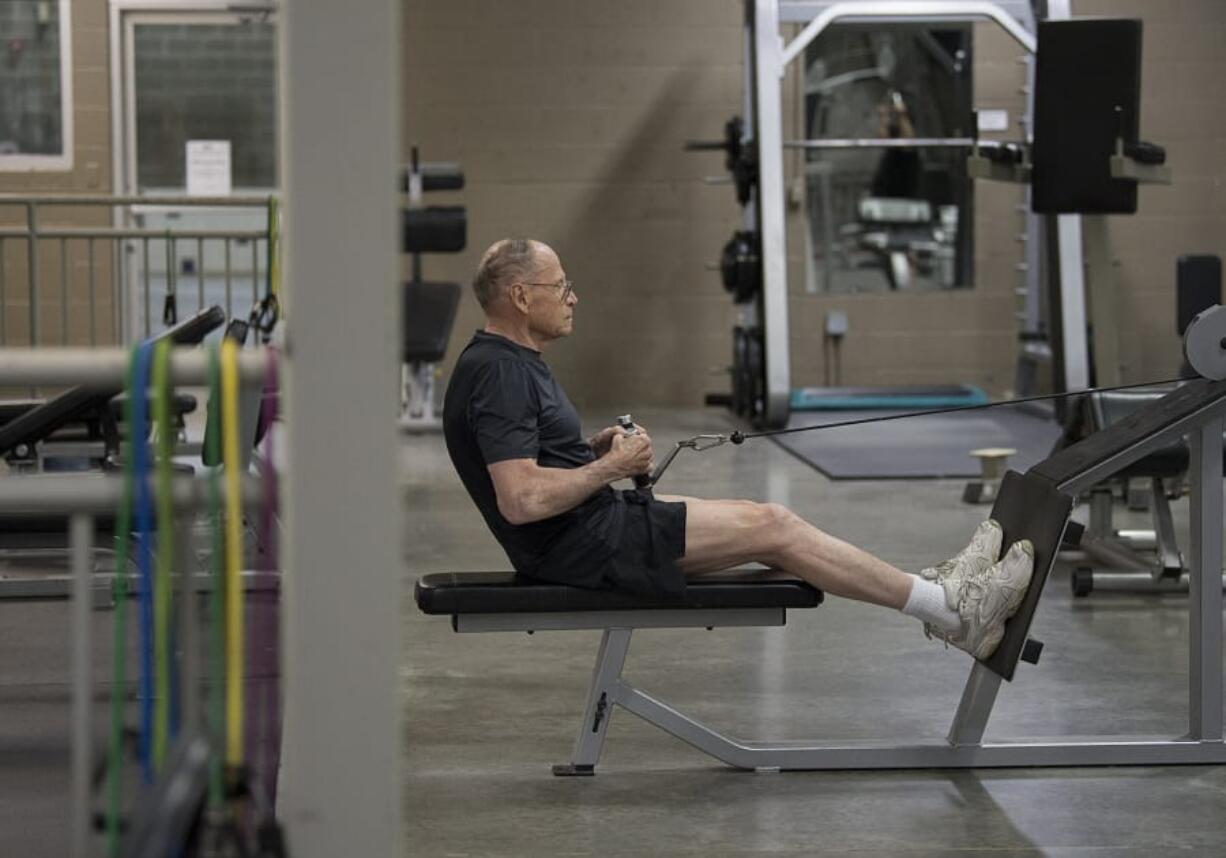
[442,331,618,573]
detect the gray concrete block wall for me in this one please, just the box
[409,1,1226,406]
[0,0,116,346]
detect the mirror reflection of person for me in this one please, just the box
[870,90,921,199]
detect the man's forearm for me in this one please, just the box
[507,458,621,524]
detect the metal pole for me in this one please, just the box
[0,237,7,345]
[224,238,233,318]
[1188,416,1224,740]
[69,513,94,858]
[753,0,791,427]
[60,237,69,344]
[142,236,151,338]
[785,137,976,149]
[279,0,402,851]
[88,238,97,346]
[27,201,39,345]
[197,237,205,311]
[251,238,259,306]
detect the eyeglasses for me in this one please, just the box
[520,279,575,302]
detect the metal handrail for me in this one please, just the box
[0,346,270,386]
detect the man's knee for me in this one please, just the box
[752,502,801,553]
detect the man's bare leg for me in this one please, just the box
[658,495,912,609]
[657,494,1036,660]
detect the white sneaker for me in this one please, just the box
[937,540,1035,660]
[919,519,1003,591]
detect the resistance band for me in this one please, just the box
[206,344,226,809]
[151,341,175,770]
[131,343,155,783]
[254,347,280,801]
[221,338,245,769]
[105,348,141,857]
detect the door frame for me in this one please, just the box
[107,0,277,340]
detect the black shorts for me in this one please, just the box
[529,490,688,600]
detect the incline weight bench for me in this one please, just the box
[416,311,1226,773]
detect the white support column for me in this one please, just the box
[754,0,792,427]
[278,1,402,855]
[1188,417,1224,741]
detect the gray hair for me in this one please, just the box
[472,239,544,309]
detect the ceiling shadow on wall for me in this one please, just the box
[547,66,730,411]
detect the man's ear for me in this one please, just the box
[508,283,530,315]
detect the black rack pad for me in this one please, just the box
[415,569,822,616]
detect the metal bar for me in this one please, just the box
[142,236,151,338]
[947,662,1004,746]
[612,681,1226,767]
[167,235,176,325]
[69,513,93,858]
[1189,417,1224,740]
[1057,395,1226,497]
[0,194,274,207]
[251,238,259,306]
[0,473,264,514]
[0,348,268,386]
[27,201,39,346]
[785,137,975,150]
[1150,479,1183,575]
[60,237,69,345]
[454,607,788,633]
[1083,572,1226,594]
[176,515,199,735]
[224,238,233,318]
[197,237,205,311]
[88,238,96,346]
[0,228,268,240]
[567,630,632,769]
[0,237,7,345]
[754,0,791,427]
[113,237,122,345]
[780,1,1035,70]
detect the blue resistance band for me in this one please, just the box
[131,342,155,782]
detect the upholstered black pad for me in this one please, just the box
[415,569,822,616]
[981,470,1074,681]
[1090,388,1189,478]
[0,306,224,457]
[1036,377,1226,488]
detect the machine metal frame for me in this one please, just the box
[749,0,1090,428]
[454,371,1226,770]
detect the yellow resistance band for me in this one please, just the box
[221,338,244,767]
[151,341,174,769]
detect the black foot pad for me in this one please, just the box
[552,764,595,777]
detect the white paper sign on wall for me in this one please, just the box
[976,110,1010,133]
[186,140,232,196]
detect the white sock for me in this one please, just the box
[901,577,961,632]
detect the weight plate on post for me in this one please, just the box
[1182,304,1226,380]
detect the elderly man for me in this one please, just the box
[443,239,1033,659]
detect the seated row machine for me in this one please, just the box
[415,308,1226,774]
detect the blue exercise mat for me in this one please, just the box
[771,406,1061,480]
[791,385,989,411]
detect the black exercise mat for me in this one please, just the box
[770,406,1062,480]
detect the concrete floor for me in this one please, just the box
[2,406,1225,855]
[403,408,1226,857]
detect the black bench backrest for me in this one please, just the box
[404,281,461,363]
[0,305,226,457]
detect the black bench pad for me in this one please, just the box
[415,570,823,615]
